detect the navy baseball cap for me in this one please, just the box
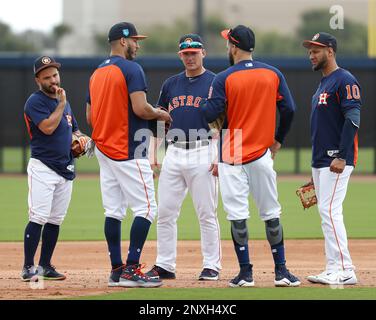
[108,22,147,42]
[178,34,204,54]
[221,25,255,52]
[33,56,61,76]
[303,32,337,52]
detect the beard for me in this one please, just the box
[126,46,135,60]
[41,83,59,94]
[228,51,234,66]
[312,58,327,71]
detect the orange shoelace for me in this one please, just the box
[134,263,147,277]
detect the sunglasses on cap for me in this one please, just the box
[179,41,203,50]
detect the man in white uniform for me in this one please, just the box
[22,56,88,281]
[303,32,361,285]
[146,34,222,281]
[201,25,300,287]
[86,22,171,288]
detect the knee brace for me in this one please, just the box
[265,218,283,246]
[231,219,248,246]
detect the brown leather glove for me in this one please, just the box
[71,132,90,158]
[296,179,317,210]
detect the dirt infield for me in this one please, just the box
[0,239,375,300]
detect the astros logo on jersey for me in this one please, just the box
[168,95,202,112]
[318,92,329,105]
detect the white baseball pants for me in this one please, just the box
[95,147,157,223]
[312,166,355,272]
[218,149,281,221]
[155,142,222,273]
[27,158,73,226]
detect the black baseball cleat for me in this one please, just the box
[118,264,163,288]
[37,264,66,280]
[20,265,37,282]
[229,264,255,287]
[198,268,219,281]
[108,264,126,287]
[145,265,176,280]
[274,264,301,287]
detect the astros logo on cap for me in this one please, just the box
[41,57,52,65]
[312,33,320,41]
[184,38,193,43]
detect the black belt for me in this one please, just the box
[168,140,210,150]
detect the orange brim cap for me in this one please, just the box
[130,35,148,40]
[302,40,327,48]
[178,48,202,54]
[221,29,230,40]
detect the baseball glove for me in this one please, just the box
[296,179,317,210]
[71,132,91,158]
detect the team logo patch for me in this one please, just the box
[184,38,193,43]
[327,150,339,157]
[318,92,329,105]
[312,33,320,41]
[41,56,52,65]
[122,29,129,37]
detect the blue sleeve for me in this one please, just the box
[200,73,227,122]
[336,74,361,159]
[66,102,78,132]
[86,87,91,105]
[72,113,79,132]
[126,62,148,94]
[156,80,169,109]
[337,118,358,160]
[24,96,51,126]
[275,71,296,144]
[338,74,361,126]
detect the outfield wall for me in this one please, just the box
[0,56,375,173]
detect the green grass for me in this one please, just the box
[1,147,374,174]
[1,167,375,301]
[75,287,376,300]
[0,176,375,241]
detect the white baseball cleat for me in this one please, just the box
[340,269,358,285]
[307,271,335,284]
[307,270,357,285]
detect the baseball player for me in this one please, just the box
[21,56,88,281]
[86,22,171,288]
[145,34,222,281]
[303,32,361,285]
[201,25,300,287]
